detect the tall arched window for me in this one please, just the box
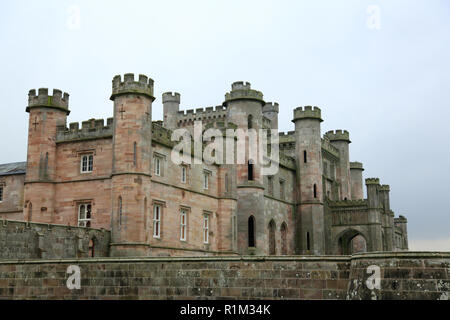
[248,215,256,247]
[313,184,317,198]
[268,220,276,255]
[118,196,123,227]
[280,223,287,255]
[306,232,311,252]
[247,114,253,129]
[248,160,254,181]
[303,150,307,163]
[27,202,32,222]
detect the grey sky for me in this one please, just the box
[0,0,449,250]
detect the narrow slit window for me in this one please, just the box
[203,214,209,244]
[306,232,311,251]
[0,185,3,202]
[248,216,256,247]
[304,150,307,163]
[153,204,161,238]
[181,166,187,183]
[118,196,123,227]
[248,161,254,181]
[180,209,187,241]
[133,142,137,167]
[314,184,317,198]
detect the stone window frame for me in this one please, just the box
[0,181,5,202]
[181,164,190,184]
[203,211,211,244]
[179,205,190,242]
[152,199,166,239]
[203,169,212,190]
[77,201,93,228]
[153,152,166,177]
[80,153,94,174]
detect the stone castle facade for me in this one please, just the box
[0,73,408,257]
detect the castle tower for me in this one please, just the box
[365,178,383,252]
[162,92,180,130]
[394,215,408,250]
[379,184,394,251]
[293,106,325,255]
[325,130,351,200]
[109,73,154,257]
[224,81,267,254]
[24,88,70,223]
[350,162,364,200]
[262,102,279,130]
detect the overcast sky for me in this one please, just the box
[0,0,449,251]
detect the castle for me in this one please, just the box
[0,73,408,258]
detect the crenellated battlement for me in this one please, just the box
[111,73,154,100]
[292,106,323,122]
[162,92,180,103]
[322,138,340,159]
[224,81,264,105]
[27,88,70,114]
[365,178,380,185]
[56,118,114,143]
[324,130,351,143]
[350,161,364,170]
[263,102,279,113]
[379,185,390,191]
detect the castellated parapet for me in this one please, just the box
[263,102,279,113]
[27,88,70,114]
[380,184,390,191]
[56,118,114,142]
[325,130,351,143]
[365,177,380,185]
[111,73,154,100]
[350,161,364,170]
[292,106,323,122]
[224,81,264,105]
[162,92,180,103]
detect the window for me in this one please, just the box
[181,166,187,183]
[248,161,254,181]
[180,209,187,241]
[313,184,317,198]
[78,203,92,227]
[153,204,161,238]
[81,154,93,173]
[279,180,285,200]
[268,220,276,255]
[133,142,137,167]
[280,223,287,255]
[268,176,274,196]
[118,196,123,227]
[248,114,253,129]
[203,214,209,244]
[155,157,161,176]
[306,232,311,251]
[203,171,209,189]
[303,150,307,163]
[0,185,3,202]
[248,216,256,247]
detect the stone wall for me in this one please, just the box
[0,252,447,300]
[0,220,110,260]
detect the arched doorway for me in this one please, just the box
[280,222,287,255]
[337,229,368,255]
[268,220,276,255]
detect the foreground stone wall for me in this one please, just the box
[0,253,448,300]
[0,220,110,259]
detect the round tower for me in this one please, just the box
[262,102,279,130]
[325,130,351,200]
[223,81,267,254]
[110,73,154,257]
[24,88,70,223]
[292,106,325,255]
[162,92,180,130]
[350,161,364,200]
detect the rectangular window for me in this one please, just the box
[203,171,209,190]
[80,154,93,173]
[203,214,209,244]
[181,166,187,183]
[78,203,92,227]
[0,185,3,202]
[280,180,285,200]
[153,204,161,238]
[180,209,187,241]
[155,157,161,176]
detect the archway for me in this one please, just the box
[337,229,368,255]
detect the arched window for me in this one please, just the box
[268,220,276,255]
[27,202,32,222]
[313,184,317,198]
[248,160,254,181]
[306,232,311,251]
[247,115,253,129]
[303,150,307,163]
[118,196,123,227]
[280,223,287,255]
[89,239,95,257]
[248,216,256,247]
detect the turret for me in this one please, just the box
[325,130,351,200]
[350,162,364,200]
[110,73,154,257]
[365,178,383,251]
[394,215,408,250]
[162,92,180,130]
[224,81,267,255]
[292,106,325,255]
[379,184,394,250]
[262,102,279,130]
[24,88,70,223]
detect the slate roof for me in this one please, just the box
[0,162,26,176]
